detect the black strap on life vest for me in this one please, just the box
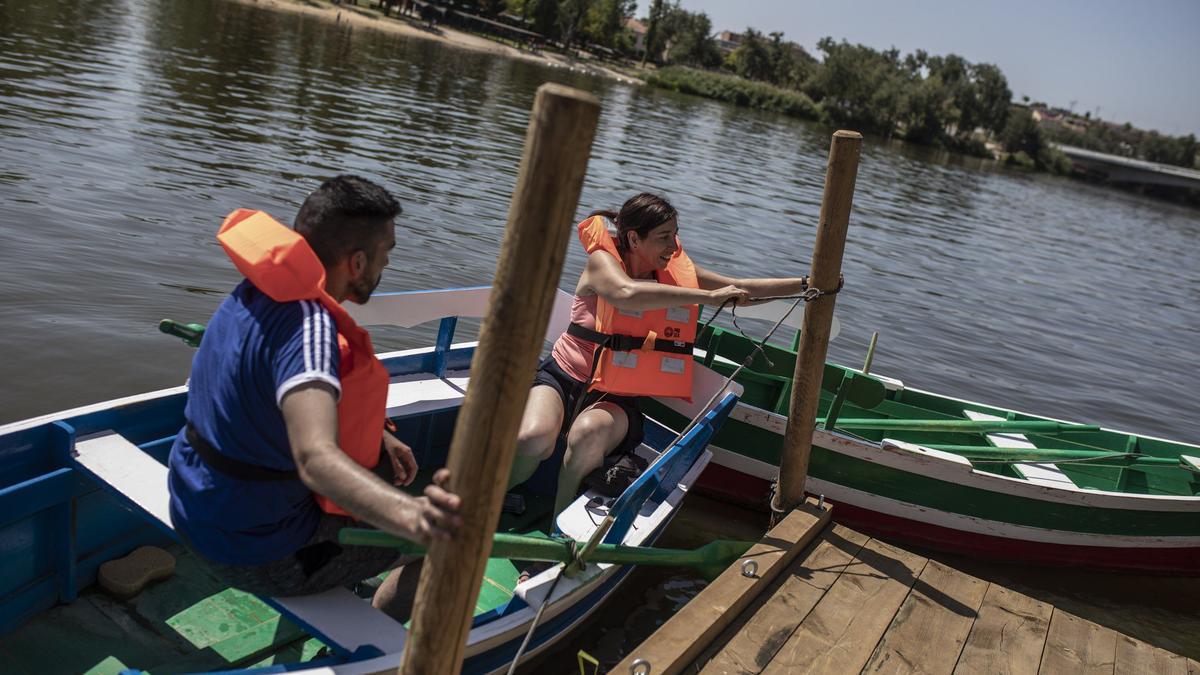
[566,322,693,355]
[186,423,300,482]
[564,321,695,429]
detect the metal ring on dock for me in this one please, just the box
[741,559,759,578]
[630,657,651,674]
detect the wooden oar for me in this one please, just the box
[923,444,1199,472]
[823,418,1100,434]
[338,529,754,581]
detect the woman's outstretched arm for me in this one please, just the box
[581,252,747,310]
[695,265,809,299]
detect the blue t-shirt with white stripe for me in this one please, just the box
[168,279,341,566]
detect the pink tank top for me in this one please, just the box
[550,293,599,383]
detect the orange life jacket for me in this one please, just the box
[570,215,699,401]
[216,209,389,517]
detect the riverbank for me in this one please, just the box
[225,0,643,85]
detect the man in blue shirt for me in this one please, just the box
[168,175,460,618]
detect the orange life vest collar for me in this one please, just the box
[573,215,699,401]
[217,209,389,517]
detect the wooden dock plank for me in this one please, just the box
[613,501,832,675]
[1039,609,1118,674]
[760,537,928,674]
[862,560,989,675]
[699,525,870,674]
[1113,634,1188,675]
[954,584,1052,675]
[1188,658,1200,674]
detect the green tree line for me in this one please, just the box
[488,0,1196,170]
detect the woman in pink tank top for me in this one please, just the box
[507,193,813,524]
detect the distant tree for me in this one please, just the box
[1141,132,1198,168]
[728,28,772,82]
[658,6,720,68]
[640,0,663,66]
[581,0,634,49]
[1002,108,1044,158]
[900,75,949,144]
[507,0,558,38]
[761,32,816,88]
[970,63,1012,135]
[806,37,907,135]
[557,0,595,51]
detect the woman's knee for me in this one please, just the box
[565,415,621,465]
[516,415,559,460]
[515,387,563,460]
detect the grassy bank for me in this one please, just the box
[645,66,822,121]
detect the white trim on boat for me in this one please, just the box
[0,385,189,435]
[807,480,1200,549]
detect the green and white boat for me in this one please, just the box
[646,323,1200,575]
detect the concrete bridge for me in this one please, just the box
[1056,144,1200,190]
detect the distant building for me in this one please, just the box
[715,30,742,52]
[1032,105,1088,134]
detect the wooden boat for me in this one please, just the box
[0,287,740,674]
[645,323,1200,575]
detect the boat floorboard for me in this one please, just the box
[0,475,552,675]
[0,544,324,675]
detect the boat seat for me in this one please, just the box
[963,410,1077,488]
[71,431,406,655]
[386,369,470,419]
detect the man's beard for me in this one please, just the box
[348,271,382,304]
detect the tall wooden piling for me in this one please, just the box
[399,83,600,675]
[775,130,862,514]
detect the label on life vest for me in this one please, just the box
[666,307,690,323]
[617,308,644,319]
[612,352,639,369]
[660,357,686,375]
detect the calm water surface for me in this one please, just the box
[2,0,1198,669]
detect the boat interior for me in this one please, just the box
[0,286,739,674]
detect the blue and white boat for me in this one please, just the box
[0,286,739,674]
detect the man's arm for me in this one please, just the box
[280,382,461,544]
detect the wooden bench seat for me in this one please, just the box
[964,410,1077,489]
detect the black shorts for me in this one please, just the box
[533,357,645,456]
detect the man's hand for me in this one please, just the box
[403,468,463,545]
[382,430,418,486]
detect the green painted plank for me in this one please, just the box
[81,655,129,675]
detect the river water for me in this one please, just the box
[1,0,1198,669]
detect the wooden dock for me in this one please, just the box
[613,501,1198,675]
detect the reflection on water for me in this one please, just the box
[1,0,1199,667]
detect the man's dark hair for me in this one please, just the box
[294,175,401,267]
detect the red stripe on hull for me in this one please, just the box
[697,463,1200,575]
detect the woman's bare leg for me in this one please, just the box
[554,402,628,516]
[508,385,564,489]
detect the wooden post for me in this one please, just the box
[399,83,600,675]
[775,130,862,514]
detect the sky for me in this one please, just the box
[663,0,1200,137]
